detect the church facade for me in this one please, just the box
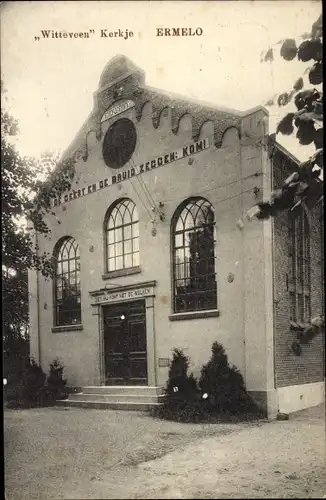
[28,55,324,417]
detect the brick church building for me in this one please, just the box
[28,55,325,417]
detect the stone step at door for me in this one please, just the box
[57,385,165,411]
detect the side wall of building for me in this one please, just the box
[272,149,325,414]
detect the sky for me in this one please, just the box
[1,0,322,163]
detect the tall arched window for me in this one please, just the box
[288,207,311,323]
[172,198,217,313]
[54,237,81,326]
[105,199,139,272]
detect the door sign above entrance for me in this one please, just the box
[101,100,135,123]
[90,281,156,305]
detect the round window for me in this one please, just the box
[102,118,137,169]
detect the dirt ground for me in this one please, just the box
[4,403,325,499]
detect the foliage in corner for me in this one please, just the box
[248,14,323,222]
[247,15,324,340]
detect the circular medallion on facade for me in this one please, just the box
[227,272,235,283]
[102,118,137,169]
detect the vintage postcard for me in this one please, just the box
[2,1,324,499]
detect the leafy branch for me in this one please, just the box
[248,14,323,221]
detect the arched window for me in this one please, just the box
[54,237,81,326]
[105,199,139,272]
[288,207,311,323]
[172,198,217,313]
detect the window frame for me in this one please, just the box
[288,206,311,324]
[53,237,82,328]
[171,197,218,315]
[104,198,140,275]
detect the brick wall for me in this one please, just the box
[272,147,324,388]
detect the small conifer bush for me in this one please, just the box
[152,348,205,422]
[46,358,67,403]
[199,342,262,417]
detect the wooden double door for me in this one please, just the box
[103,300,148,385]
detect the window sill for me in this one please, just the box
[52,324,83,333]
[169,310,220,321]
[102,266,142,280]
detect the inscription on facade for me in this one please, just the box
[52,138,210,207]
[92,286,152,304]
[101,100,135,123]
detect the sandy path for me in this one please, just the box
[4,404,325,499]
[130,405,326,499]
